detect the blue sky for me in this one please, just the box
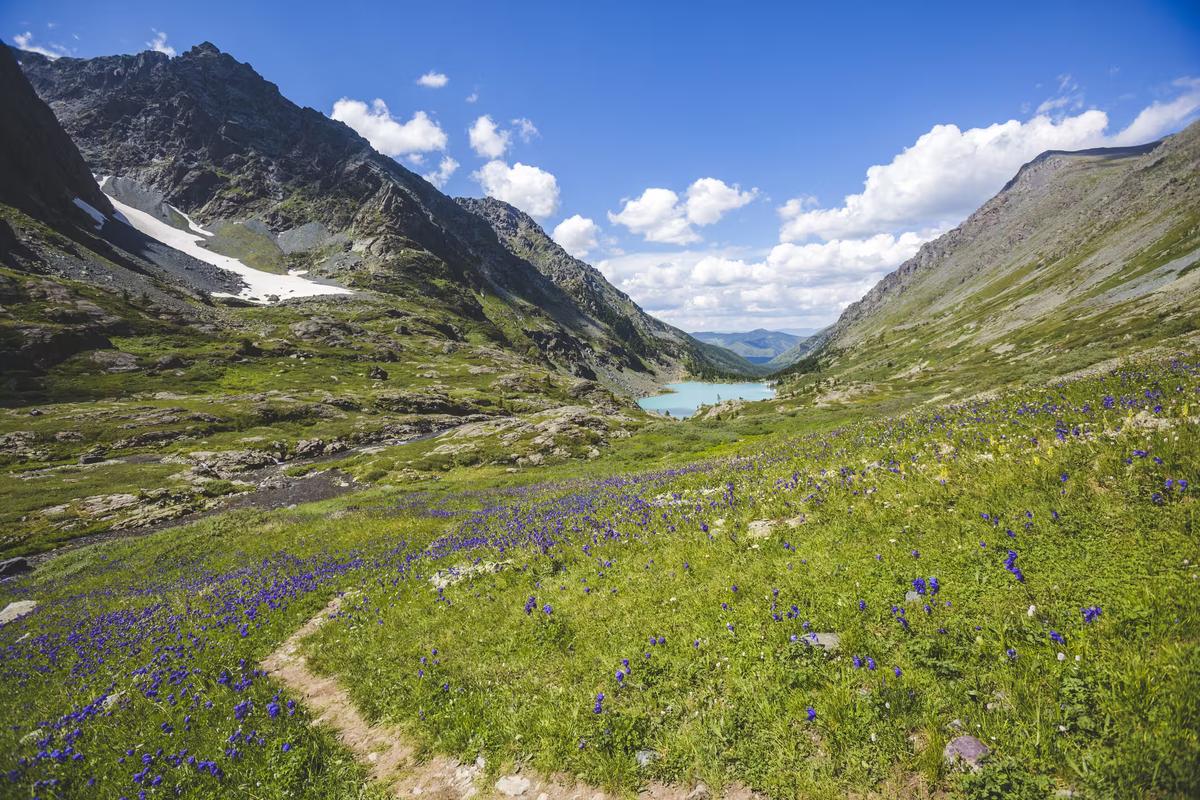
[5,1,1199,331]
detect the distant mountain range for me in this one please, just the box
[3,37,1196,411]
[691,328,810,363]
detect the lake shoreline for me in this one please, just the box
[637,380,776,418]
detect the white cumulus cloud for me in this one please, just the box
[608,178,757,245]
[13,31,68,59]
[552,215,600,258]
[779,80,1200,244]
[598,79,1200,332]
[512,118,540,142]
[423,156,459,189]
[596,244,904,332]
[684,178,758,225]
[1110,77,1200,146]
[474,160,560,218]
[468,115,511,159]
[147,29,175,57]
[764,233,927,282]
[608,188,698,245]
[778,112,1113,242]
[330,99,447,156]
[416,71,448,88]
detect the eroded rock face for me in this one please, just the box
[7,322,117,372]
[293,438,347,459]
[186,449,278,478]
[375,391,480,416]
[289,317,362,344]
[79,493,141,516]
[89,350,139,373]
[697,400,746,420]
[0,431,46,460]
[0,45,112,223]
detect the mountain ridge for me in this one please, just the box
[11,41,752,392]
[456,196,761,380]
[690,328,804,362]
[0,45,113,227]
[789,121,1200,396]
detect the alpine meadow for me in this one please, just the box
[1,3,1199,799]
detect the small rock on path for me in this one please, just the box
[496,775,532,796]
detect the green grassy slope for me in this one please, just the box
[782,124,1200,405]
[1,359,1196,799]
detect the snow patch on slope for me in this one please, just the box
[104,194,353,303]
[72,198,107,231]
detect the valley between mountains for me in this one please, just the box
[0,38,1198,800]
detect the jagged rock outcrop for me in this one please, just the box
[0,45,223,376]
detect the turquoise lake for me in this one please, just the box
[637,381,775,418]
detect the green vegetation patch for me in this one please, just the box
[1,360,1196,799]
[203,221,287,274]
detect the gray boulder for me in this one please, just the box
[0,557,32,579]
[0,600,38,625]
[804,631,841,652]
[944,735,990,771]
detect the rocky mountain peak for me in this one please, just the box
[188,42,224,57]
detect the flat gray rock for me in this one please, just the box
[944,735,989,770]
[804,631,840,652]
[746,519,775,539]
[0,600,38,625]
[495,775,531,796]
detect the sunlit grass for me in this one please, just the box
[1,361,1197,798]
